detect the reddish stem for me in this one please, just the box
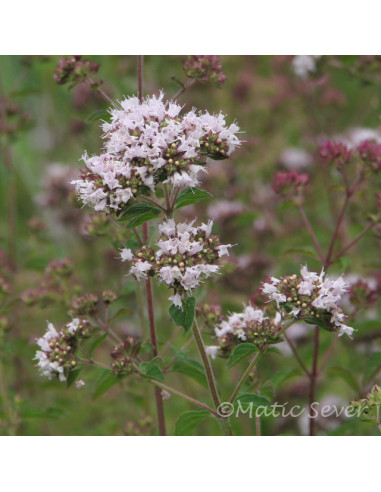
[332,221,377,262]
[325,194,350,267]
[297,204,324,263]
[137,55,166,435]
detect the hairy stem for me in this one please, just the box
[318,333,340,373]
[138,376,219,417]
[139,195,167,213]
[192,318,222,410]
[86,77,116,107]
[229,351,263,404]
[284,333,310,377]
[173,78,196,101]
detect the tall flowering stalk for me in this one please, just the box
[31,55,381,437]
[70,55,240,435]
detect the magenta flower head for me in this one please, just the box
[319,140,353,167]
[183,55,227,86]
[272,171,309,201]
[53,55,100,86]
[357,140,381,172]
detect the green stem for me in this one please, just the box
[192,319,221,409]
[228,352,263,404]
[138,376,219,417]
[163,183,171,215]
[191,319,233,434]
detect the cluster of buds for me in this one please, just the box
[261,266,354,337]
[81,213,111,237]
[72,93,240,213]
[53,55,100,86]
[121,219,232,307]
[20,258,79,308]
[0,97,31,137]
[319,140,353,167]
[272,171,309,201]
[357,140,381,172]
[102,290,118,304]
[350,385,381,425]
[344,56,381,85]
[348,278,380,309]
[183,55,226,86]
[68,293,98,317]
[206,305,283,358]
[320,139,381,172]
[110,336,141,375]
[196,303,223,332]
[46,258,73,277]
[34,318,90,382]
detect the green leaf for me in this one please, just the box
[93,369,124,399]
[172,358,207,388]
[260,381,275,401]
[174,187,212,210]
[363,352,381,382]
[271,368,301,390]
[139,362,165,382]
[233,393,270,410]
[89,332,108,356]
[227,343,259,368]
[109,307,133,322]
[174,410,210,436]
[283,247,317,259]
[86,109,110,122]
[168,297,196,333]
[117,203,161,227]
[263,346,283,355]
[66,368,81,388]
[328,366,360,393]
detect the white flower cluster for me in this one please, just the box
[72,93,240,213]
[206,305,282,358]
[292,55,321,79]
[121,219,232,307]
[34,318,85,382]
[262,266,355,338]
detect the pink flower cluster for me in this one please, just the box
[72,93,240,213]
[35,318,90,382]
[183,55,226,86]
[272,171,309,199]
[320,139,381,171]
[261,266,355,338]
[319,140,353,166]
[120,219,232,306]
[206,305,283,358]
